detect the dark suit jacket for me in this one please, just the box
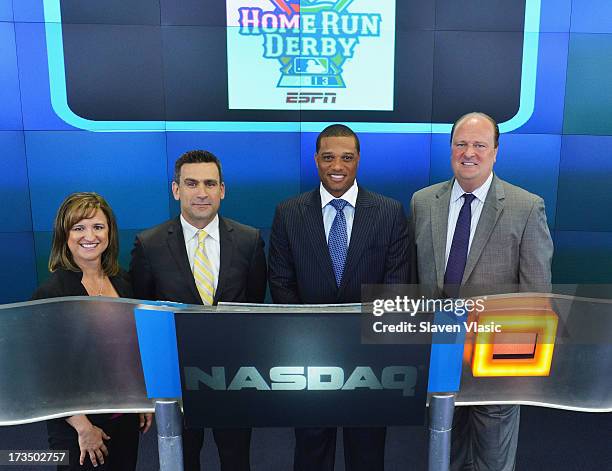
[130,216,267,304]
[269,187,410,304]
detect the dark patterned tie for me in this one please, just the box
[444,193,476,295]
[328,199,349,286]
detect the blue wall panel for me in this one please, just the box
[563,33,612,135]
[517,32,568,135]
[14,22,73,131]
[557,135,612,231]
[0,1,13,22]
[12,0,44,23]
[0,22,23,130]
[0,232,36,303]
[0,0,611,303]
[539,0,571,33]
[26,131,169,231]
[569,0,612,33]
[0,131,32,232]
[492,133,561,226]
[553,230,612,283]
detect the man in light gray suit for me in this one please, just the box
[410,112,553,470]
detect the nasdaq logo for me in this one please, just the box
[184,365,418,396]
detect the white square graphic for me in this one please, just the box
[227,0,396,111]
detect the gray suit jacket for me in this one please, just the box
[410,174,553,294]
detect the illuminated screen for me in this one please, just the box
[55,0,528,124]
[226,0,396,111]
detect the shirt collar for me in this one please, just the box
[180,213,220,242]
[451,172,494,204]
[320,179,358,209]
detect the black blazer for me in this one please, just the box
[130,216,267,304]
[268,187,411,304]
[31,268,134,438]
[32,268,133,300]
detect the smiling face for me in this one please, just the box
[451,115,498,192]
[315,135,360,197]
[172,162,225,229]
[66,209,109,269]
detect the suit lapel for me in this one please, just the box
[462,175,505,283]
[214,217,234,303]
[300,190,337,288]
[431,181,453,289]
[339,188,376,294]
[166,218,201,303]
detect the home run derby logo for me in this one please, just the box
[238,0,382,90]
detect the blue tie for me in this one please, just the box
[328,199,349,286]
[444,193,476,294]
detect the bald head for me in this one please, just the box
[450,113,499,193]
[450,112,499,149]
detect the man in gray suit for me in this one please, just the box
[410,112,553,470]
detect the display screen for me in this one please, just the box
[55,0,529,124]
[226,0,396,111]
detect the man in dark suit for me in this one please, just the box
[410,112,553,470]
[269,124,410,470]
[130,150,267,471]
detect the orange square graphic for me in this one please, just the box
[471,300,558,377]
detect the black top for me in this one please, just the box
[32,268,133,300]
[31,267,134,438]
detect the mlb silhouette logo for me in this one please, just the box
[294,58,330,75]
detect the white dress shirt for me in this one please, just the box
[181,214,221,291]
[444,173,494,269]
[320,180,358,244]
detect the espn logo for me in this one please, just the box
[286,92,337,104]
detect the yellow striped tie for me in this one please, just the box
[193,230,215,305]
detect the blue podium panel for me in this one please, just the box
[0,23,22,130]
[0,132,32,232]
[557,135,612,232]
[0,232,37,303]
[166,132,301,229]
[26,131,169,232]
[134,307,182,399]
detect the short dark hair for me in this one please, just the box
[450,112,499,148]
[174,150,223,183]
[49,192,120,276]
[316,124,360,153]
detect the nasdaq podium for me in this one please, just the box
[0,292,611,470]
